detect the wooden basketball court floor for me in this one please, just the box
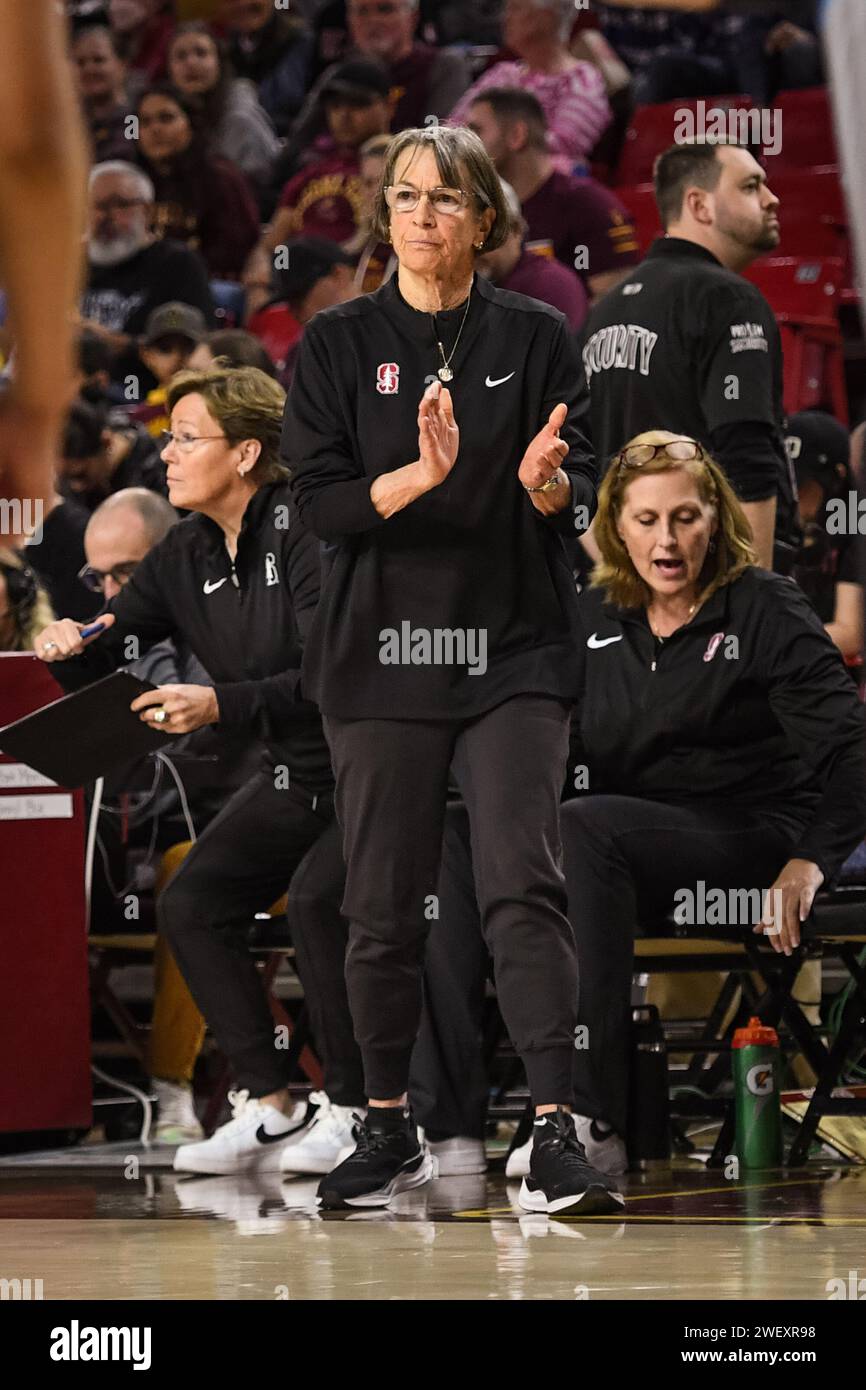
[1,1156,864,1300]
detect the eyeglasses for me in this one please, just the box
[350,2,403,16]
[93,197,146,214]
[77,561,139,593]
[613,440,707,473]
[160,430,228,453]
[384,185,471,216]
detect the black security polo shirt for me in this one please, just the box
[282,270,598,720]
[578,238,797,536]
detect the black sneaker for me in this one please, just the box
[316,1110,436,1210]
[518,1109,626,1216]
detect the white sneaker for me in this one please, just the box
[174,1173,289,1232]
[279,1092,366,1176]
[505,1114,627,1178]
[573,1115,628,1176]
[173,1089,307,1175]
[427,1137,487,1176]
[152,1079,204,1145]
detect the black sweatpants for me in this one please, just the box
[286,817,366,1108]
[561,795,804,1137]
[158,767,334,1098]
[411,793,806,1140]
[324,695,576,1104]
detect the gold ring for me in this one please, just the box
[152,708,168,724]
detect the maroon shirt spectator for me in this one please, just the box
[71,23,135,162]
[246,61,390,306]
[343,0,470,127]
[522,171,639,296]
[109,0,175,84]
[276,150,366,245]
[136,85,260,278]
[479,178,588,333]
[467,86,639,302]
[500,248,587,333]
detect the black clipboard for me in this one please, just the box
[0,670,174,787]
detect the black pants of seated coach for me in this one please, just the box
[157,766,353,1101]
[413,795,809,1141]
[323,695,577,1105]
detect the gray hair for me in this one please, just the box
[89,161,155,203]
[371,125,510,254]
[89,488,177,547]
[528,0,577,44]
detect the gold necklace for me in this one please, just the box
[649,600,697,642]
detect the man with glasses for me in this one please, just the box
[81,160,214,392]
[345,0,471,130]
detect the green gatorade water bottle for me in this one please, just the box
[732,1017,783,1168]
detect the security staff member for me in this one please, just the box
[34,366,367,1176]
[578,140,796,571]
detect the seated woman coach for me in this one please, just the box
[32,366,366,1177]
[282,123,624,1215]
[562,428,866,1166]
[414,428,866,1183]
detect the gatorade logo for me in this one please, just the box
[746,1064,774,1096]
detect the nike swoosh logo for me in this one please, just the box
[485,372,515,388]
[587,633,623,649]
[255,1124,294,1145]
[203,578,228,595]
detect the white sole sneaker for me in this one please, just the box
[505,1135,532,1179]
[507,1116,628,1179]
[320,1151,438,1209]
[517,1178,626,1216]
[428,1138,487,1177]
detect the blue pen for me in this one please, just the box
[80,622,107,640]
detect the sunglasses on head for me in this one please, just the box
[612,439,708,474]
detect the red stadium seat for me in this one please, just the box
[246,301,303,372]
[762,87,838,175]
[745,256,847,421]
[613,94,752,186]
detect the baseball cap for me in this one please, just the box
[320,59,391,104]
[142,302,208,348]
[785,411,851,497]
[276,237,355,304]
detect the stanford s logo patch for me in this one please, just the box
[376,362,400,395]
[703,632,725,663]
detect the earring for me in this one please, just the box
[475,240,484,249]
[709,535,718,553]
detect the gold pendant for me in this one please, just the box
[438,366,453,382]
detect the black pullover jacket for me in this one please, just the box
[49,482,334,793]
[282,270,598,719]
[569,567,866,884]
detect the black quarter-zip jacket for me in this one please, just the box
[50,482,334,791]
[282,270,598,719]
[570,567,866,884]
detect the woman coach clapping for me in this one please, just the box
[283,122,622,1216]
